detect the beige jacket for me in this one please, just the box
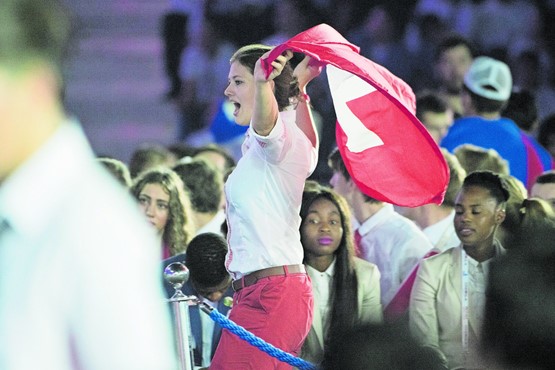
[300,257,383,366]
[409,243,504,369]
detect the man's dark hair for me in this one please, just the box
[463,85,507,114]
[538,114,555,150]
[434,34,476,61]
[166,143,197,161]
[185,233,229,292]
[416,91,449,119]
[328,147,351,181]
[535,169,555,185]
[129,143,174,179]
[328,147,380,203]
[502,90,538,132]
[173,159,223,214]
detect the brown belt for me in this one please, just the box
[232,264,306,292]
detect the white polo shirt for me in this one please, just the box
[422,210,459,253]
[358,204,433,306]
[224,110,317,279]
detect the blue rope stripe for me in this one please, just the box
[208,309,317,370]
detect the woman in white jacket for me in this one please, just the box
[299,182,383,366]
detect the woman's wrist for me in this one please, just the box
[298,92,310,104]
[255,78,272,85]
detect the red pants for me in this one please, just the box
[210,273,313,369]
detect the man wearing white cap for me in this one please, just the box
[441,56,551,188]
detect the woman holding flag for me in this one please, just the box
[209,44,322,369]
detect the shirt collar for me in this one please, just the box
[465,239,505,270]
[358,203,394,236]
[306,257,336,279]
[423,210,455,244]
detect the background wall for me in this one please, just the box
[64,0,177,163]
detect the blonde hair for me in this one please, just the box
[454,144,509,175]
[496,174,527,246]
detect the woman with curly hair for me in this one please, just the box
[131,167,195,258]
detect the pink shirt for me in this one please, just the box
[224,110,317,279]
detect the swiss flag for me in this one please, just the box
[264,24,448,207]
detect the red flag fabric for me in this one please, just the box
[263,24,448,207]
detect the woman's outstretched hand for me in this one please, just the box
[294,55,323,91]
[254,49,294,83]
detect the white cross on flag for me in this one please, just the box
[263,24,448,207]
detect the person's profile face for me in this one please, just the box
[224,61,255,126]
[301,197,343,260]
[531,182,555,210]
[0,67,30,181]
[454,185,504,249]
[329,171,351,201]
[137,183,170,235]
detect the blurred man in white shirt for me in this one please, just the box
[0,2,177,369]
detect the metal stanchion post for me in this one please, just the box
[164,262,198,370]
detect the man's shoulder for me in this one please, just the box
[381,212,432,243]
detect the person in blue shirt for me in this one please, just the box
[441,56,551,189]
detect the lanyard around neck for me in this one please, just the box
[461,247,470,359]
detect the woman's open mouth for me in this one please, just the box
[232,102,240,116]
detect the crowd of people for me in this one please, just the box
[97,49,555,368]
[163,0,555,182]
[136,1,555,368]
[3,0,555,370]
[116,134,555,370]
